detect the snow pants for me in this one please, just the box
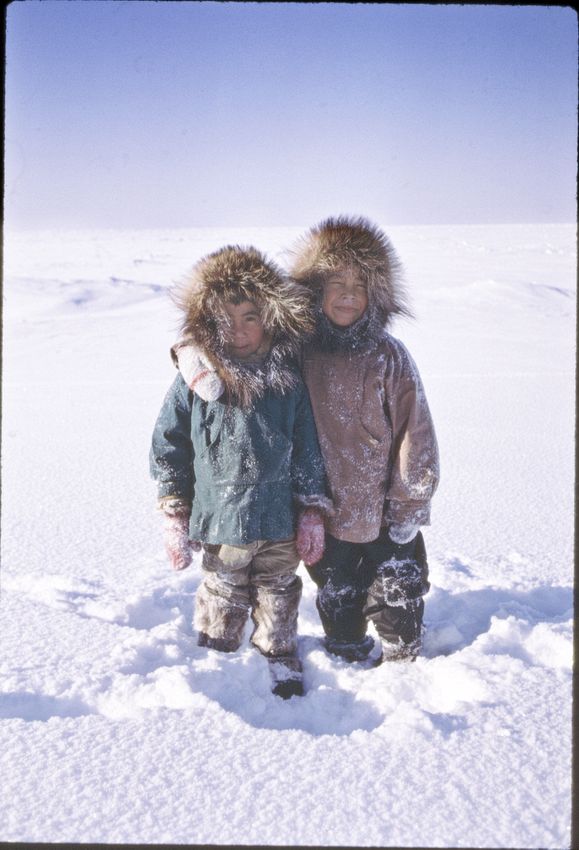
[194,538,302,657]
[306,529,430,649]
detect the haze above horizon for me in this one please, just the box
[4,2,577,230]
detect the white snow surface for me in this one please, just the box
[1,223,575,847]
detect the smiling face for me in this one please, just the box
[222,300,267,359]
[321,266,369,327]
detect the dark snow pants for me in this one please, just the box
[306,529,430,648]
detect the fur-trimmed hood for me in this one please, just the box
[171,245,314,406]
[288,216,412,340]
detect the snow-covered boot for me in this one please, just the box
[194,583,248,652]
[364,532,429,653]
[324,634,375,662]
[375,635,421,664]
[197,631,238,653]
[249,575,302,657]
[267,654,304,699]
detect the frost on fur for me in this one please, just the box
[288,215,413,328]
[170,245,315,407]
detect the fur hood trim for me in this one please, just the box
[288,216,412,328]
[172,245,314,406]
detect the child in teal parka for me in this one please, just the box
[150,246,330,698]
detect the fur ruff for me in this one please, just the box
[172,245,314,407]
[288,215,412,335]
[314,309,384,354]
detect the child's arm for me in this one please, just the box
[150,375,200,569]
[150,374,195,500]
[383,339,440,541]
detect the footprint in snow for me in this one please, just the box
[6,571,200,632]
[423,554,572,671]
[0,691,95,721]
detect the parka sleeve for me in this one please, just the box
[383,339,440,527]
[149,374,195,502]
[291,381,333,515]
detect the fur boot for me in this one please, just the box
[194,582,249,652]
[249,574,302,657]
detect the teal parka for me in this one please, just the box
[150,372,326,545]
[150,245,329,546]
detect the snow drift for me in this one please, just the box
[1,223,574,847]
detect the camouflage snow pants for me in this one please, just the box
[194,538,302,657]
[306,529,430,650]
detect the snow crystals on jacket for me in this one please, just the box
[301,329,439,542]
[289,215,440,543]
[150,244,330,545]
[150,372,327,545]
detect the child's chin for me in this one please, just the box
[332,314,360,327]
[227,347,252,358]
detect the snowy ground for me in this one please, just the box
[1,223,575,847]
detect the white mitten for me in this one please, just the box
[388,521,420,545]
[172,342,224,401]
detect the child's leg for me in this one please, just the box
[306,534,370,646]
[248,538,302,657]
[194,543,254,651]
[362,531,430,659]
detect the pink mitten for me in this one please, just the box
[296,508,325,566]
[161,502,201,571]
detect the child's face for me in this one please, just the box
[223,300,266,359]
[321,266,368,327]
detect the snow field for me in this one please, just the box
[1,223,574,847]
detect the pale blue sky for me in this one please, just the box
[4,1,578,229]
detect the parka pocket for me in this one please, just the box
[358,411,392,455]
[359,371,392,446]
[250,411,293,483]
[358,420,388,448]
[194,402,225,458]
